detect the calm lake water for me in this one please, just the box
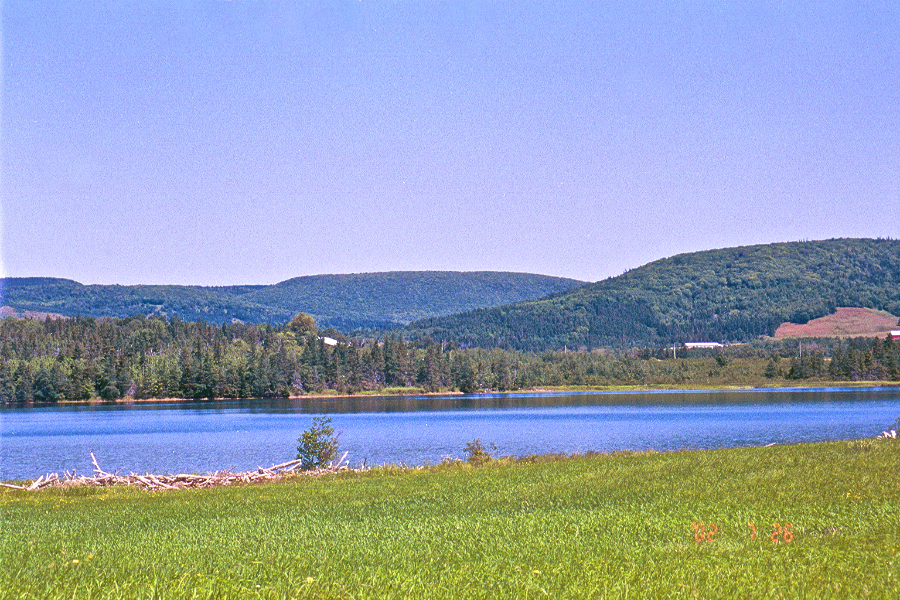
[2,388,899,480]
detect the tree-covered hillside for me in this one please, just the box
[402,239,900,350]
[0,272,585,331]
[236,272,584,329]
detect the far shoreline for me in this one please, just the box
[5,380,900,407]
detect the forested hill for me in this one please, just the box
[401,239,900,351]
[0,272,585,330]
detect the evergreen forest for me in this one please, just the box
[2,313,899,403]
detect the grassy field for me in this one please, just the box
[2,441,898,599]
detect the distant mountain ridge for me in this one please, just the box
[401,238,900,350]
[0,272,586,330]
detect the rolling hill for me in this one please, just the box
[401,238,900,350]
[0,272,586,330]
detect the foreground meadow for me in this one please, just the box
[1,440,898,599]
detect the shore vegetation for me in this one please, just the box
[2,440,898,598]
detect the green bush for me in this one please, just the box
[296,416,339,470]
[464,439,497,466]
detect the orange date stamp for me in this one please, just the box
[691,522,794,543]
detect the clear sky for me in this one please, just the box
[2,1,898,286]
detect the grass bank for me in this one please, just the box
[2,441,898,599]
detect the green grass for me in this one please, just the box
[2,441,899,599]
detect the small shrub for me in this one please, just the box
[464,439,497,466]
[296,416,339,470]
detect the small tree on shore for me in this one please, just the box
[464,438,497,466]
[296,416,339,470]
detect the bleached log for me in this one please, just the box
[268,457,305,471]
[149,475,176,489]
[333,451,349,468]
[132,475,154,487]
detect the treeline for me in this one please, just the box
[2,315,900,403]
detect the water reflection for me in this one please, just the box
[2,388,898,480]
[16,386,891,415]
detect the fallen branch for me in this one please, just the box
[91,452,111,477]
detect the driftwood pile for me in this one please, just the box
[0,451,350,492]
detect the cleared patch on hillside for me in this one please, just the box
[774,307,899,338]
[0,306,67,320]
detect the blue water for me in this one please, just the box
[2,388,899,480]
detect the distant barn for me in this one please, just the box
[891,330,900,340]
[684,342,724,349]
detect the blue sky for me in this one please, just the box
[2,1,898,286]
